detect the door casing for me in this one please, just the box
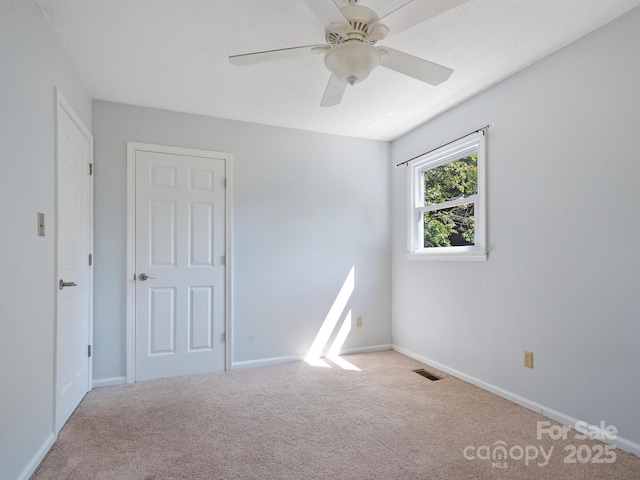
[126,142,233,383]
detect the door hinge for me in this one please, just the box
[89,163,93,175]
[88,345,92,357]
[220,255,226,266]
[88,253,93,266]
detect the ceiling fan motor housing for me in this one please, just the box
[326,5,379,45]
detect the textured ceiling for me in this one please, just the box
[37,0,640,140]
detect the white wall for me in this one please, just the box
[92,101,391,381]
[0,1,91,479]
[391,7,640,449]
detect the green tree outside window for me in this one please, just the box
[423,153,477,247]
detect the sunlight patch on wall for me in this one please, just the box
[305,267,359,371]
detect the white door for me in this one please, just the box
[55,91,93,432]
[133,146,227,381]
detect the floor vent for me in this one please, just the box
[413,369,442,381]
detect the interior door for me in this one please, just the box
[55,91,93,432]
[134,148,226,381]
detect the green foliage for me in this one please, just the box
[423,154,477,247]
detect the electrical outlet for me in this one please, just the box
[524,350,534,369]
[356,316,362,328]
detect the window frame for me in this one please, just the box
[406,131,487,261]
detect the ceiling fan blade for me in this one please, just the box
[229,44,328,66]
[300,0,350,33]
[372,0,470,38]
[321,74,347,107]
[380,47,453,85]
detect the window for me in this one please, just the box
[407,131,486,260]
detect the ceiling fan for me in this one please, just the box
[229,0,469,107]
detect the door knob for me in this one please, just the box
[59,279,77,290]
[138,273,155,281]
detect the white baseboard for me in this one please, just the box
[232,354,304,369]
[17,432,56,480]
[341,344,392,355]
[232,344,393,370]
[92,376,126,388]
[392,345,640,457]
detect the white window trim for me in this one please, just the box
[406,131,487,261]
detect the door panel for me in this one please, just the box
[134,149,226,381]
[189,286,214,351]
[150,200,177,266]
[149,287,176,355]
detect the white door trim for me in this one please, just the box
[54,88,93,431]
[126,142,233,383]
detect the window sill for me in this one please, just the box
[406,249,487,261]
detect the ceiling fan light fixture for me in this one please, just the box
[324,41,380,85]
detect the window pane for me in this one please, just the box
[424,153,477,206]
[424,203,474,248]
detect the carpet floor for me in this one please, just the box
[32,351,640,479]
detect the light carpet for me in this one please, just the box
[32,351,640,479]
